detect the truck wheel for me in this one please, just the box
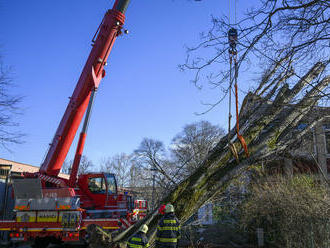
[32,237,50,248]
[9,242,18,248]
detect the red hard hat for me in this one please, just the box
[158,204,166,215]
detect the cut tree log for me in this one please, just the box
[88,60,329,248]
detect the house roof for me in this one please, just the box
[0,158,69,179]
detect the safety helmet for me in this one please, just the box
[158,204,166,215]
[139,224,148,234]
[165,203,175,213]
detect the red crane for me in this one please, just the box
[22,0,136,214]
[39,0,129,182]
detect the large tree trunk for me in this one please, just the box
[88,61,329,247]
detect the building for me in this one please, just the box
[0,158,69,180]
[267,112,330,177]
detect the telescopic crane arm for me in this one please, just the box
[39,0,130,178]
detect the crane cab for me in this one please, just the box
[83,173,117,195]
[76,173,130,218]
[77,173,117,208]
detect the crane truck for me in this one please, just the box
[0,0,147,246]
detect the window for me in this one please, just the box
[326,131,330,154]
[0,169,9,177]
[88,177,106,194]
[327,158,330,174]
[106,174,117,194]
[297,123,308,131]
[323,124,330,130]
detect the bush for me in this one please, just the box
[239,175,330,247]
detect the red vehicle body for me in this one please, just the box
[0,0,147,246]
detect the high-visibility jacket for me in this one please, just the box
[156,213,181,248]
[127,231,150,248]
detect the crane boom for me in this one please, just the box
[39,0,130,177]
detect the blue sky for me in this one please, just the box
[1,0,259,167]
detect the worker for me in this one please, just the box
[127,224,150,248]
[156,203,181,248]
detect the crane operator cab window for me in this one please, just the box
[88,177,106,194]
[106,174,117,194]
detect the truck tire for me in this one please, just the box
[32,237,50,248]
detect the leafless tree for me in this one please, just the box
[134,138,176,187]
[60,160,71,174]
[171,120,225,176]
[180,0,329,108]
[0,58,23,149]
[133,138,178,209]
[100,153,132,188]
[61,155,94,175]
[129,161,150,188]
[78,155,95,174]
